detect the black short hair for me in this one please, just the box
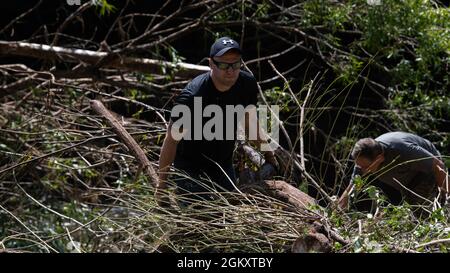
[351,138,383,160]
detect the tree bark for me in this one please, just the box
[0,41,210,78]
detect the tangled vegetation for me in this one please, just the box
[0,0,449,252]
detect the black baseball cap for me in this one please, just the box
[209,37,241,58]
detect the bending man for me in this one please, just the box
[339,131,448,213]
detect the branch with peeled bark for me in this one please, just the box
[90,100,158,187]
[0,41,210,78]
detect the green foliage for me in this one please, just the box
[264,85,295,112]
[301,0,352,32]
[298,0,449,151]
[93,0,117,16]
[362,1,449,65]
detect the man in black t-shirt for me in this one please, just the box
[156,37,278,206]
[338,132,448,213]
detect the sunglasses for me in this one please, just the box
[212,59,242,70]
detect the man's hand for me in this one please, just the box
[155,182,171,207]
[337,192,350,210]
[438,186,450,206]
[434,159,448,194]
[336,182,355,211]
[264,151,279,172]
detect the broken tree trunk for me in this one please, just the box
[237,143,351,252]
[90,99,158,187]
[0,41,210,78]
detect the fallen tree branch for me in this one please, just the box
[90,100,158,187]
[0,41,210,78]
[416,238,450,249]
[0,71,54,98]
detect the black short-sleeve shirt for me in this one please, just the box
[170,70,258,172]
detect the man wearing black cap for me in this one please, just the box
[156,37,278,207]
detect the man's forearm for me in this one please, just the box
[158,135,178,187]
[434,158,448,194]
[344,181,355,196]
[337,167,361,210]
[337,182,354,210]
[245,109,275,155]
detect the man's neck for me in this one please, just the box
[210,74,231,92]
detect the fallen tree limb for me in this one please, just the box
[90,100,158,187]
[416,238,450,249]
[0,41,210,78]
[237,143,351,252]
[0,73,55,98]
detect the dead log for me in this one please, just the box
[90,99,158,186]
[239,176,317,210]
[237,143,350,253]
[0,41,210,78]
[238,173,334,252]
[264,179,317,209]
[292,232,332,253]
